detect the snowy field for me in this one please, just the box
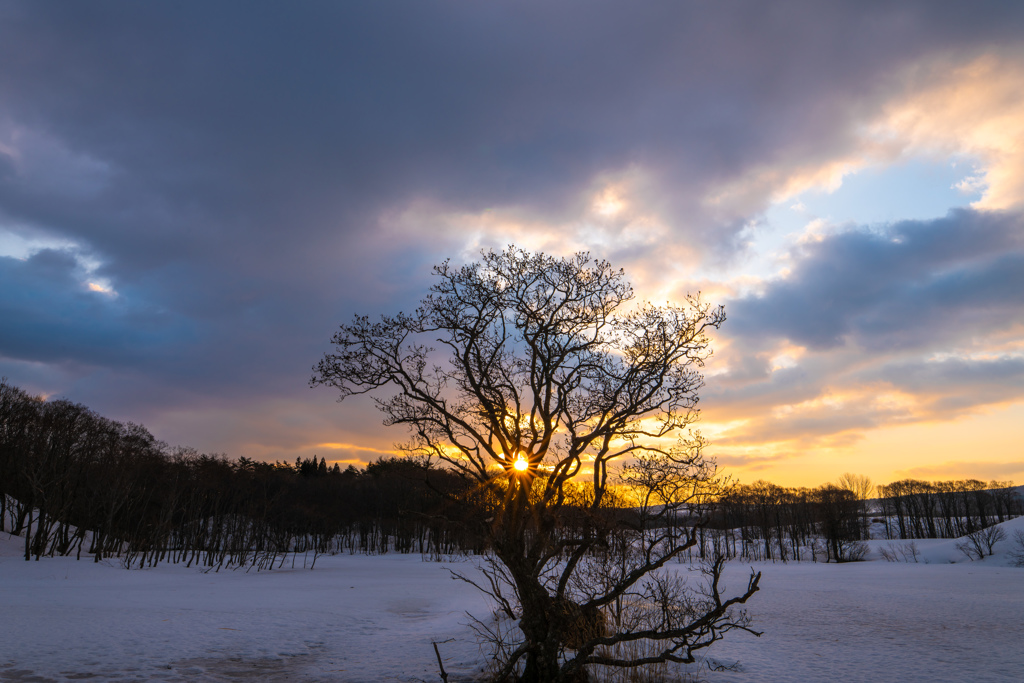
[2,518,1023,683]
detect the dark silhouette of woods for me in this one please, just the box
[877,478,1020,540]
[0,379,481,568]
[709,482,869,563]
[4,376,1019,574]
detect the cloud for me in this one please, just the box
[702,208,1024,449]
[728,208,1024,352]
[0,249,197,368]
[872,54,1024,211]
[0,2,1023,471]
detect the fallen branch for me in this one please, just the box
[432,638,454,682]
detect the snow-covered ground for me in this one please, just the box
[2,518,1023,682]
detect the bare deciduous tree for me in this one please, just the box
[956,525,1006,561]
[836,472,873,542]
[312,247,760,682]
[836,473,874,500]
[878,541,919,563]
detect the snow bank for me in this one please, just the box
[864,515,1024,566]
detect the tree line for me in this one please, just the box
[3,378,1020,570]
[706,481,870,563]
[0,380,484,568]
[877,478,1020,540]
[689,476,1022,564]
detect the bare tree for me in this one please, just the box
[956,525,1006,561]
[878,541,919,563]
[836,473,874,501]
[836,472,874,540]
[312,247,760,682]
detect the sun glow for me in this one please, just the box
[513,454,530,472]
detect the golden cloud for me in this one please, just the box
[874,54,1024,211]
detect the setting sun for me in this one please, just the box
[513,455,529,472]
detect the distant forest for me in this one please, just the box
[2,380,1021,568]
[0,380,483,568]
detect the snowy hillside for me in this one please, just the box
[864,514,1024,567]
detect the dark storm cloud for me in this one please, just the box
[728,209,1024,352]
[0,249,196,367]
[1,1,1023,456]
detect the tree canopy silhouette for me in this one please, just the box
[313,247,760,682]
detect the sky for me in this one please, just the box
[2,1,1023,488]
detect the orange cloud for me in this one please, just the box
[873,54,1024,211]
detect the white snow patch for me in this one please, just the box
[2,521,1023,682]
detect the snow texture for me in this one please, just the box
[2,518,1023,682]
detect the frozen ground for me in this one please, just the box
[2,518,1023,682]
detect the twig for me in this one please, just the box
[432,639,453,682]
